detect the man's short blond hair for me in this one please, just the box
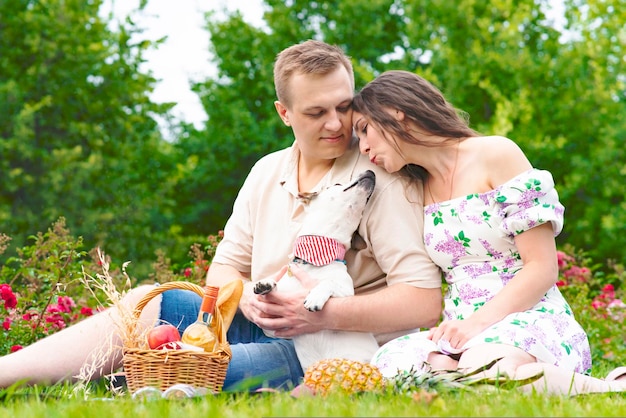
[273,40,354,108]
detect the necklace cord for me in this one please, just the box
[426,139,460,204]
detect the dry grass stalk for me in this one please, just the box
[75,248,151,390]
[0,232,11,255]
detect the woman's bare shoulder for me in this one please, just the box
[469,136,532,187]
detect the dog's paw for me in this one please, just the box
[253,280,277,295]
[303,289,331,312]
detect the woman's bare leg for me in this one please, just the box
[427,352,459,371]
[0,285,159,388]
[457,343,537,373]
[455,344,626,395]
[514,363,626,395]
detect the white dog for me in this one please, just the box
[254,170,380,370]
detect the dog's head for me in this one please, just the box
[299,170,376,248]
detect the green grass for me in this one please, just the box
[2,382,625,417]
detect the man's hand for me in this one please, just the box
[238,265,287,324]
[242,264,324,337]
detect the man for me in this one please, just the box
[200,40,442,389]
[0,40,441,391]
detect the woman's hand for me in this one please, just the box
[427,317,487,351]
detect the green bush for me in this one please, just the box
[0,218,222,355]
[556,245,626,368]
[1,220,624,373]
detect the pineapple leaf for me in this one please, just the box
[386,356,546,395]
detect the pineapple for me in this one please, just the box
[303,358,384,396]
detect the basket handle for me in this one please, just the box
[133,281,231,356]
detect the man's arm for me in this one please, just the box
[250,264,442,338]
[206,262,248,287]
[316,283,442,333]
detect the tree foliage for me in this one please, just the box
[0,0,624,273]
[0,0,179,274]
[180,0,625,265]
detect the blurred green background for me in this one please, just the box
[1,0,624,277]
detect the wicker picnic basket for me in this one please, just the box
[122,281,232,394]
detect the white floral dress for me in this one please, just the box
[372,169,591,377]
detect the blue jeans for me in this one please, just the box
[159,289,303,392]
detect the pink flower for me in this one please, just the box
[556,251,573,270]
[563,266,591,284]
[56,296,76,313]
[591,299,606,310]
[80,306,94,316]
[184,267,192,278]
[607,299,626,321]
[46,305,62,314]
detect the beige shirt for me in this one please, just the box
[213,140,441,296]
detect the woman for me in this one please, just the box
[351,70,626,395]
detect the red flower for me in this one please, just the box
[45,311,67,329]
[80,306,94,316]
[2,317,11,331]
[0,283,11,298]
[193,260,210,272]
[22,311,39,322]
[10,345,23,352]
[184,267,192,278]
[602,284,615,293]
[0,284,17,310]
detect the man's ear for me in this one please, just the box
[274,101,290,126]
[394,109,405,121]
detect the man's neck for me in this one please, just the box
[298,157,334,193]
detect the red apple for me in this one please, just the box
[147,324,181,349]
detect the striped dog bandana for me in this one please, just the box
[292,235,346,266]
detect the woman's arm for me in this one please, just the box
[429,223,558,348]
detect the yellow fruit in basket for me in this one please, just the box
[303,358,384,396]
